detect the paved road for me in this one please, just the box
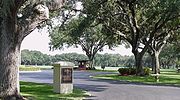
[20,70,180,100]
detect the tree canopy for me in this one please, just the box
[49,1,121,68]
[49,0,180,75]
[73,0,180,75]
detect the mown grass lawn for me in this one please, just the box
[19,66,40,71]
[20,82,88,100]
[93,69,180,86]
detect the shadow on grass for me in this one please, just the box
[20,82,87,100]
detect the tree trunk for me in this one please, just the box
[0,45,21,99]
[88,57,95,69]
[154,51,160,74]
[134,53,144,76]
[89,59,94,69]
[151,53,156,73]
[86,54,95,69]
[0,17,22,99]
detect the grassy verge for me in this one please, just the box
[20,82,88,100]
[20,65,53,71]
[93,69,180,86]
[19,67,40,71]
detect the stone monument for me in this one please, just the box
[53,61,74,94]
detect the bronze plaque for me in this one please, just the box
[61,68,72,83]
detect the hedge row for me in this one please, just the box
[118,67,150,76]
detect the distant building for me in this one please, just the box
[76,60,89,70]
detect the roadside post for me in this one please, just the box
[53,61,74,94]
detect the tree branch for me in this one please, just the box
[47,0,65,11]
[18,4,49,42]
[79,40,90,56]
[157,33,170,52]
[15,0,27,11]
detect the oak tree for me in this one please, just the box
[0,0,64,99]
[50,18,119,68]
[95,0,180,75]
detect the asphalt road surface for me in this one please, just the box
[20,70,180,100]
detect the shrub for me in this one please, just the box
[144,67,150,75]
[118,68,124,75]
[118,67,150,76]
[118,68,133,75]
[129,68,136,75]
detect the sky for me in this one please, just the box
[21,29,133,56]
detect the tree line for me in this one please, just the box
[21,46,179,69]
[21,49,134,67]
